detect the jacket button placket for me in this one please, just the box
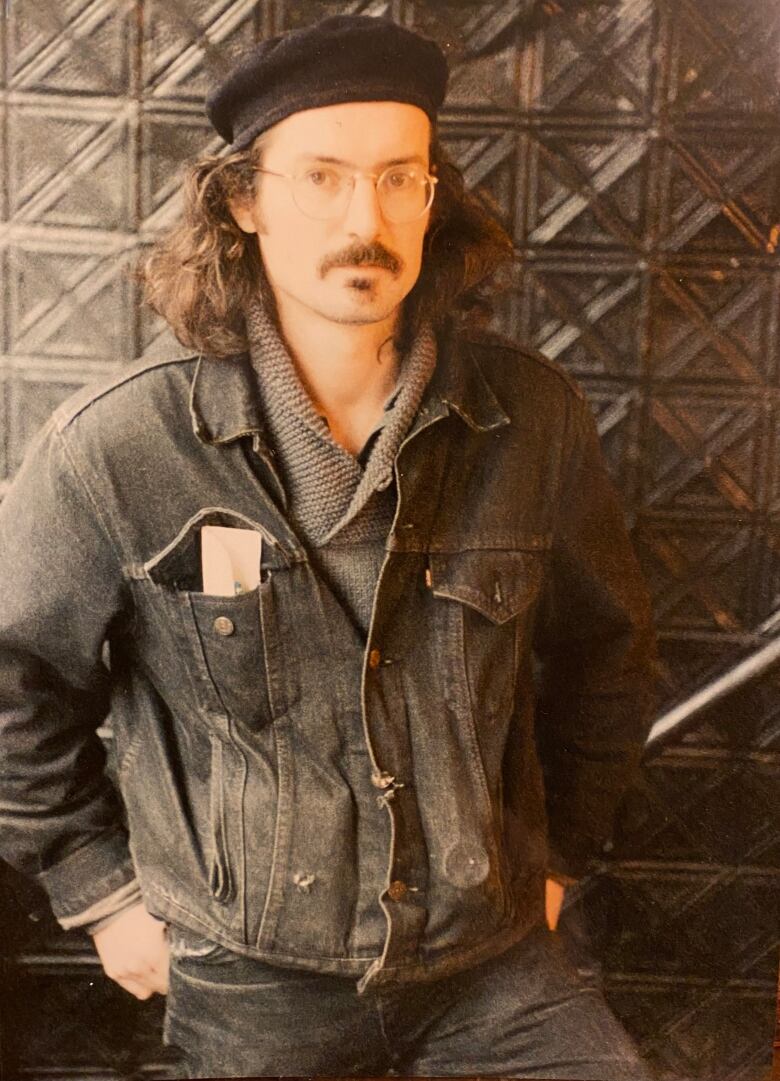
[357,422,450,988]
[361,642,430,986]
[362,609,430,979]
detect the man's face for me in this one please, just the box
[231,100,433,327]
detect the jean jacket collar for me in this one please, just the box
[189,321,510,449]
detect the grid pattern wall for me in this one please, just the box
[0,2,778,1079]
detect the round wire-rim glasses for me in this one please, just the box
[253,162,439,224]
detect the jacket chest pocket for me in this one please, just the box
[427,548,547,732]
[185,587,272,729]
[132,509,282,732]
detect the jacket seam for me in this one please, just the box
[55,428,126,566]
[547,395,590,546]
[55,428,137,636]
[54,355,198,432]
[463,334,586,402]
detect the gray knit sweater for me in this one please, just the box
[243,295,437,547]
[244,296,437,636]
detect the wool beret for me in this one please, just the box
[205,15,449,153]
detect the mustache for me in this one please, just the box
[321,242,402,276]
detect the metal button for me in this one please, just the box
[443,842,489,888]
[387,880,407,902]
[368,648,381,669]
[213,616,235,637]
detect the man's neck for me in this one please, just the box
[271,292,405,454]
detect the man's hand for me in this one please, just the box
[545,877,565,931]
[91,902,169,999]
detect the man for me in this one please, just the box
[0,14,657,1080]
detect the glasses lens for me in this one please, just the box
[293,166,350,219]
[378,165,432,223]
[291,164,434,222]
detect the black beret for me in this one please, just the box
[205,15,449,153]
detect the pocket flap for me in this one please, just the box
[428,549,546,624]
[143,507,278,591]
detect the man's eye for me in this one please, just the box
[386,170,414,189]
[303,168,340,188]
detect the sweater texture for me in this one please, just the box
[243,294,437,548]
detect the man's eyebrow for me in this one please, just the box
[295,153,428,168]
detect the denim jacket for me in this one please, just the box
[0,322,656,991]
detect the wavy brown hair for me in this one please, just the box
[135,128,515,358]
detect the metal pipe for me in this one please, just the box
[646,633,780,749]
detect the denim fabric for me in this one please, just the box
[163,921,656,1079]
[0,321,656,991]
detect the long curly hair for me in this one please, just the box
[135,128,515,358]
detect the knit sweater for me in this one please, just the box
[243,295,437,548]
[244,295,437,635]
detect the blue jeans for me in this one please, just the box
[162,921,655,1079]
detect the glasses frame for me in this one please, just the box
[252,163,439,223]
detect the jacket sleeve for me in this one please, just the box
[0,415,137,925]
[533,395,657,880]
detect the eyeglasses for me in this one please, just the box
[253,162,438,224]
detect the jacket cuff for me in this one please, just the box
[60,878,144,933]
[35,828,137,924]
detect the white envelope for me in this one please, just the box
[200,526,263,596]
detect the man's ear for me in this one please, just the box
[227,196,258,235]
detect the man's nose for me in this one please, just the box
[342,174,385,238]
